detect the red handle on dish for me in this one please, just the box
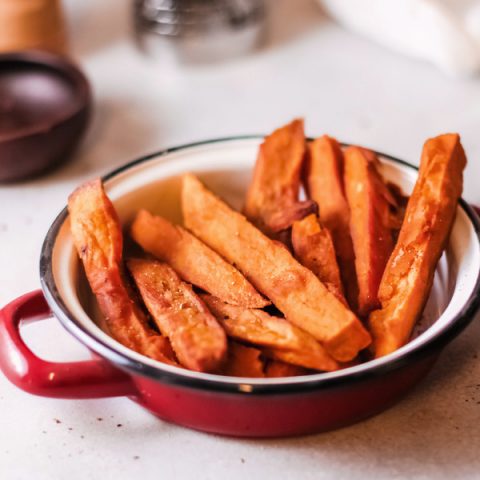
[0,290,136,399]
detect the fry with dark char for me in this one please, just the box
[292,214,345,304]
[306,135,358,307]
[131,209,269,308]
[202,294,339,371]
[68,179,176,365]
[344,147,395,316]
[222,343,265,377]
[182,174,371,362]
[244,119,316,235]
[387,182,409,238]
[370,134,466,357]
[128,258,227,372]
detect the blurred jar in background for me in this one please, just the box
[0,0,67,54]
[134,0,266,63]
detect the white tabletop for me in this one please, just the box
[1,1,480,479]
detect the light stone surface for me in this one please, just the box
[1,1,479,479]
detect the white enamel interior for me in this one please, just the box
[50,138,480,384]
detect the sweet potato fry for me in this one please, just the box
[244,119,316,235]
[128,258,227,372]
[182,174,371,362]
[68,179,176,365]
[292,214,345,303]
[306,136,348,227]
[202,294,339,371]
[131,210,269,308]
[369,134,466,357]
[344,147,395,316]
[264,361,307,377]
[306,136,358,307]
[222,343,265,378]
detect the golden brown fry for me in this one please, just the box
[202,294,339,371]
[292,214,345,304]
[128,258,227,373]
[307,136,348,229]
[244,119,316,235]
[68,179,176,365]
[344,147,395,316]
[306,136,358,308]
[131,210,269,308]
[182,174,371,362]
[369,134,466,357]
[264,360,307,377]
[222,343,265,378]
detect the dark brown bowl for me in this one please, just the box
[0,51,91,182]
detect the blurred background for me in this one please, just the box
[2,0,480,304]
[1,0,479,299]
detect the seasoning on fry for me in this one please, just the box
[128,258,227,373]
[131,209,269,308]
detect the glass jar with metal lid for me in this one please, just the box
[133,0,266,63]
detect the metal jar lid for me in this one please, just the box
[133,0,266,63]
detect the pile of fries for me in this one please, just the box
[68,120,466,377]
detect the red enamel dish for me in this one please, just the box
[1,137,479,437]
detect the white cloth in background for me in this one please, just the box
[319,0,480,76]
